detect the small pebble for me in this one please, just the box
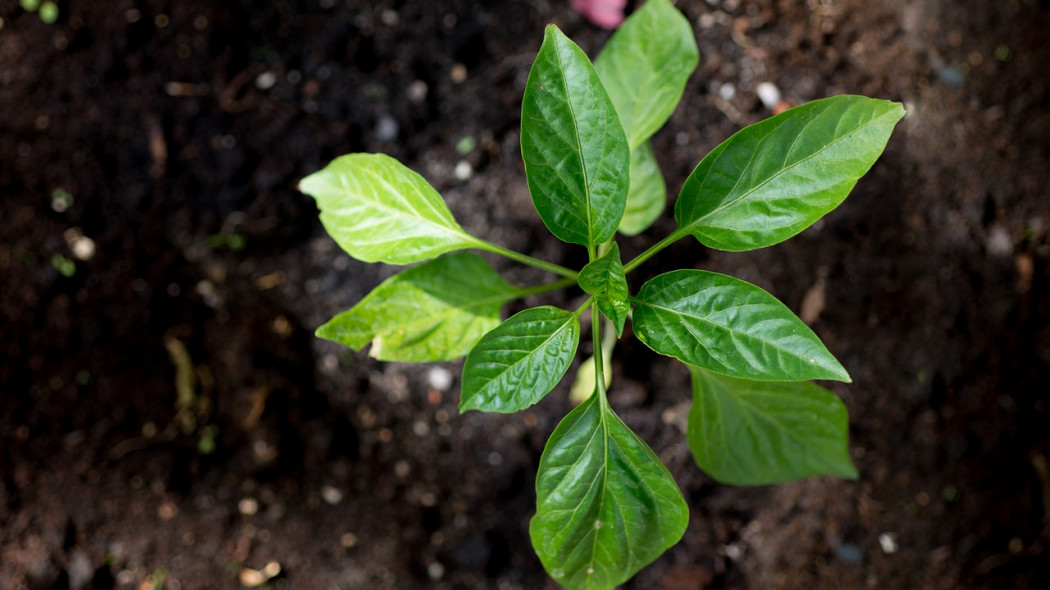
[238,497,259,516]
[756,81,782,110]
[427,367,453,392]
[834,543,864,564]
[320,485,343,505]
[878,532,899,554]
[454,160,472,181]
[718,83,736,100]
[254,71,277,90]
[985,225,1013,257]
[375,115,399,142]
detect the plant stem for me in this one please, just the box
[513,277,577,298]
[591,303,609,406]
[474,239,578,279]
[574,296,594,316]
[622,229,687,274]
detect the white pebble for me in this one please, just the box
[756,82,781,110]
[427,366,453,392]
[718,83,736,100]
[321,485,343,505]
[454,160,472,181]
[878,532,899,554]
[375,115,399,142]
[255,71,277,90]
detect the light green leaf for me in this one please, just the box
[460,306,580,413]
[687,366,857,485]
[521,25,630,247]
[594,0,699,150]
[578,243,629,336]
[530,394,688,590]
[316,253,518,362]
[675,95,905,251]
[632,270,850,382]
[299,153,478,264]
[617,142,666,236]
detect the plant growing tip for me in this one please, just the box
[299,0,903,587]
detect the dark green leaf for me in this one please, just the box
[632,270,850,382]
[675,95,905,251]
[688,366,857,485]
[617,142,666,236]
[460,306,580,413]
[594,0,699,150]
[530,395,688,590]
[299,153,478,264]
[316,253,519,362]
[578,243,629,336]
[521,25,630,247]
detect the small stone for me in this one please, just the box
[454,160,472,181]
[834,543,864,564]
[375,115,399,142]
[718,83,736,100]
[878,532,899,554]
[254,71,277,90]
[238,497,259,516]
[406,80,428,103]
[450,63,467,83]
[321,485,343,505]
[427,367,453,392]
[985,225,1013,257]
[756,82,782,110]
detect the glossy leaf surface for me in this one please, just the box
[530,395,688,589]
[316,253,517,362]
[460,306,580,413]
[632,270,850,382]
[594,0,699,150]
[675,95,905,251]
[521,25,629,247]
[299,153,477,264]
[687,366,857,485]
[577,243,629,336]
[617,142,666,236]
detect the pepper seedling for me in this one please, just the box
[300,0,903,587]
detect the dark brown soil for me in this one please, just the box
[2,1,1049,589]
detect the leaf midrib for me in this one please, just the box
[473,315,575,396]
[346,163,475,246]
[552,35,596,247]
[680,103,897,235]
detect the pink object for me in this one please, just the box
[570,0,626,29]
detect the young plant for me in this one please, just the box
[299,0,904,587]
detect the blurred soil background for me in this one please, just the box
[2,0,1049,588]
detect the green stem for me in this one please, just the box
[474,239,578,279]
[512,277,576,298]
[591,303,609,406]
[574,296,594,316]
[622,229,687,274]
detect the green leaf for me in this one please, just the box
[632,270,850,382]
[594,0,699,150]
[617,141,666,236]
[299,153,478,264]
[521,25,630,247]
[530,394,688,590]
[687,366,857,485]
[316,253,519,362]
[578,243,629,336]
[675,95,905,251]
[460,306,580,413]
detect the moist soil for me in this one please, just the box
[2,1,1049,589]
